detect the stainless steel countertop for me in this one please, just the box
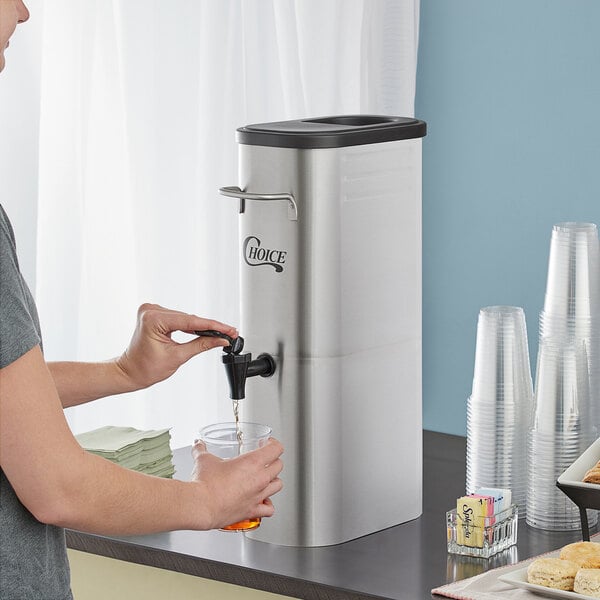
[66,431,589,599]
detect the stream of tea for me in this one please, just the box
[232,399,243,447]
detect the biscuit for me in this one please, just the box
[527,557,579,590]
[584,463,600,484]
[560,542,600,568]
[574,568,600,598]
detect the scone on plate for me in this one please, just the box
[574,569,600,598]
[583,463,600,484]
[560,542,600,568]
[527,557,579,590]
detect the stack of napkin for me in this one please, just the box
[75,426,175,478]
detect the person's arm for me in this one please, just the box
[48,303,236,408]
[0,345,284,534]
[46,360,136,408]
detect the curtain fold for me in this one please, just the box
[33,0,419,448]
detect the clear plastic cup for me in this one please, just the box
[540,311,598,339]
[526,427,598,530]
[527,222,599,530]
[537,222,600,431]
[532,339,593,434]
[466,306,533,518]
[471,307,533,404]
[198,422,272,532]
[543,223,600,320]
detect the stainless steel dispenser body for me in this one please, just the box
[225,116,426,547]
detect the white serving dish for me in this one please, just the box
[558,437,600,491]
[556,436,600,540]
[499,567,593,600]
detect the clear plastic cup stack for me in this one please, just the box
[466,306,534,518]
[526,222,600,531]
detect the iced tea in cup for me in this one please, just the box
[198,422,272,532]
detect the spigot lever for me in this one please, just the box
[194,330,244,355]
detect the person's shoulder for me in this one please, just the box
[0,204,10,224]
[0,204,17,248]
[0,205,20,274]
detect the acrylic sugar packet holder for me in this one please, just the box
[447,503,518,559]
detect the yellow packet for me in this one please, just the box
[456,496,492,548]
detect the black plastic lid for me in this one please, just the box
[236,115,427,149]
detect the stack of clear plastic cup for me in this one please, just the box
[526,222,600,531]
[541,222,600,428]
[466,306,534,518]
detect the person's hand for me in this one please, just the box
[191,438,284,529]
[116,303,238,390]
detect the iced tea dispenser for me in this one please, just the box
[219,115,426,546]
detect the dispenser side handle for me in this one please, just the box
[219,186,298,221]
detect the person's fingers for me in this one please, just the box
[265,458,283,481]
[192,440,207,458]
[159,311,237,338]
[255,500,276,518]
[137,302,165,316]
[173,336,228,363]
[262,477,283,499]
[253,438,284,465]
[192,336,230,349]
[136,304,237,340]
[185,318,238,337]
[170,320,239,364]
[237,440,283,489]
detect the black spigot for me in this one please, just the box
[221,352,275,399]
[195,330,276,400]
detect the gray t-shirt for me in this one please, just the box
[0,205,72,599]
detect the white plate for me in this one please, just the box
[558,437,600,491]
[499,567,592,599]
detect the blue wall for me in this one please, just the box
[416,0,600,436]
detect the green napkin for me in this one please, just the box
[75,426,171,453]
[75,426,174,478]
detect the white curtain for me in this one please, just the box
[26,0,420,449]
